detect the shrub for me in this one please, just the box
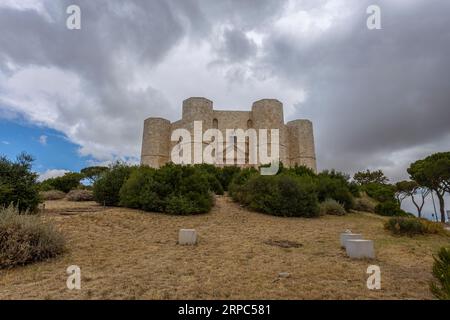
[93,163,135,206]
[66,189,94,201]
[384,217,445,236]
[119,164,214,215]
[0,205,65,269]
[39,172,84,193]
[353,197,376,213]
[363,183,396,203]
[239,174,319,218]
[430,247,450,300]
[217,166,241,191]
[319,199,346,216]
[316,170,355,211]
[0,153,40,213]
[228,167,259,202]
[375,201,410,216]
[384,217,426,236]
[40,190,66,201]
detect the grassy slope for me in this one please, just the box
[0,196,448,300]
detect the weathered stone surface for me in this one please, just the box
[141,97,317,171]
[340,233,363,248]
[346,239,375,259]
[178,229,197,245]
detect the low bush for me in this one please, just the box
[319,199,346,216]
[363,183,396,203]
[375,201,410,216]
[40,190,66,201]
[0,205,65,269]
[353,196,376,213]
[93,163,135,206]
[316,170,355,211]
[430,246,450,300]
[384,217,446,236]
[66,189,94,201]
[238,174,319,218]
[119,164,214,215]
[0,153,41,213]
[228,167,259,202]
[39,172,84,193]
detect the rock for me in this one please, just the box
[346,239,375,259]
[278,272,290,278]
[178,229,197,245]
[340,233,363,248]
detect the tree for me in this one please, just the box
[0,153,40,212]
[40,172,84,193]
[408,152,450,223]
[353,169,389,185]
[81,166,108,184]
[395,180,430,218]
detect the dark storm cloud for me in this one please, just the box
[260,0,450,177]
[0,0,449,179]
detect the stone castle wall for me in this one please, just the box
[141,97,317,172]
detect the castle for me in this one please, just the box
[141,97,317,172]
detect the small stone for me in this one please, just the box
[178,229,197,245]
[278,272,290,278]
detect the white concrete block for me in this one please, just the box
[178,229,197,245]
[346,239,375,259]
[340,233,363,248]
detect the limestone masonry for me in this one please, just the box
[141,97,317,172]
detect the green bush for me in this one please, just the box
[384,217,445,236]
[217,166,241,191]
[93,163,135,206]
[119,164,214,215]
[375,201,410,216]
[384,217,426,236]
[0,204,65,269]
[0,153,41,213]
[363,183,396,203]
[239,174,319,218]
[319,199,346,216]
[39,172,83,193]
[430,247,450,300]
[228,167,259,202]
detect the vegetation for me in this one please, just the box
[375,201,410,217]
[66,189,94,201]
[395,180,430,218]
[319,199,346,216]
[408,152,450,222]
[353,169,389,185]
[430,247,450,300]
[40,190,66,201]
[353,196,376,213]
[93,163,135,206]
[0,204,65,269]
[80,166,108,184]
[384,216,446,236]
[233,174,319,218]
[0,153,40,213]
[119,164,216,214]
[39,172,84,193]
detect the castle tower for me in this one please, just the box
[287,119,317,172]
[251,99,288,165]
[141,117,171,168]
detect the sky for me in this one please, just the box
[0,0,449,216]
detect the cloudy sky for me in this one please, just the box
[1,0,450,190]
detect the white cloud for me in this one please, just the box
[37,169,69,182]
[38,135,47,145]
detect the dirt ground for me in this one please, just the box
[0,196,448,300]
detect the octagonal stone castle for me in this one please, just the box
[141,97,317,172]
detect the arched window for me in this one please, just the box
[213,118,218,129]
[247,119,253,128]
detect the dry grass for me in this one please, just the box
[0,196,447,300]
